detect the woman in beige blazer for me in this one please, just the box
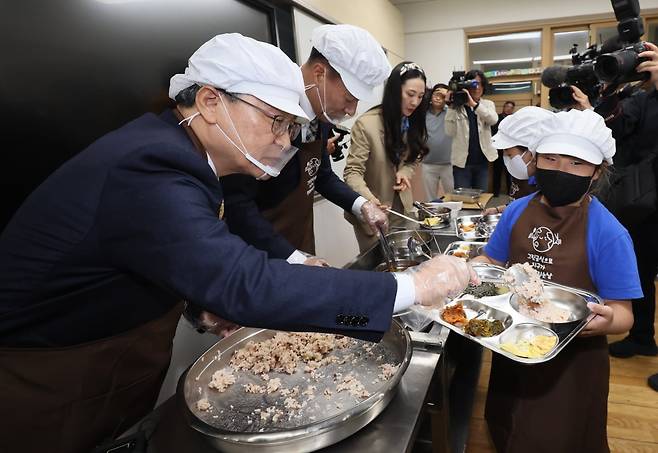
[344,62,429,251]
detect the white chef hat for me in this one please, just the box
[491,106,555,153]
[531,109,615,165]
[169,34,309,123]
[311,24,391,101]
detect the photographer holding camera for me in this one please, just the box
[445,70,498,191]
[570,41,658,389]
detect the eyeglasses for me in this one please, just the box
[226,92,301,140]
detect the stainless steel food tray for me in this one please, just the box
[449,188,483,203]
[435,263,602,364]
[178,320,412,452]
[455,214,501,240]
[443,241,488,260]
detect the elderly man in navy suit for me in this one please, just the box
[0,34,476,453]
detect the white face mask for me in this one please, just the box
[503,152,531,180]
[216,95,298,179]
[305,70,351,125]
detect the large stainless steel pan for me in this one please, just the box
[178,320,412,452]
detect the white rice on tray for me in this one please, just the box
[506,262,573,323]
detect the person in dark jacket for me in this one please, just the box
[0,34,476,453]
[220,24,392,264]
[573,42,658,359]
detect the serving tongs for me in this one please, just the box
[472,202,494,236]
[413,201,437,218]
[386,208,425,225]
[376,225,397,272]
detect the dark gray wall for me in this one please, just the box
[0,0,285,228]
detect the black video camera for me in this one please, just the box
[542,0,649,110]
[329,126,350,162]
[594,0,649,84]
[448,71,479,107]
[544,44,602,110]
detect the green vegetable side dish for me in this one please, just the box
[463,282,509,298]
[464,319,505,337]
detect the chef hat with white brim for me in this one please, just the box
[169,34,309,123]
[531,109,615,165]
[491,106,555,153]
[311,24,391,102]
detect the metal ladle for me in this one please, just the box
[407,236,431,260]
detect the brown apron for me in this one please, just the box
[509,176,536,200]
[485,194,610,453]
[262,140,323,255]
[0,302,184,453]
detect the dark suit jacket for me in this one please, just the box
[0,110,395,347]
[221,121,360,259]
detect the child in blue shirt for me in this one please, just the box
[474,108,641,453]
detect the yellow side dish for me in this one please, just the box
[423,217,440,227]
[500,335,558,358]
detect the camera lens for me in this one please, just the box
[595,54,622,82]
[595,50,638,82]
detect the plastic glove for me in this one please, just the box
[361,200,389,234]
[303,256,330,267]
[405,255,479,307]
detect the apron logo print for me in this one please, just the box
[305,158,320,178]
[528,226,562,253]
[510,181,519,197]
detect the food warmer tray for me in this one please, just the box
[178,320,412,452]
[434,264,602,364]
[443,241,488,260]
[448,188,483,203]
[455,214,501,240]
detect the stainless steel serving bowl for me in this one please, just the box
[384,230,440,259]
[416,205,451,225]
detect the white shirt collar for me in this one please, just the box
[206,153,218,178]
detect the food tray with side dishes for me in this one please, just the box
[428,263,602,364]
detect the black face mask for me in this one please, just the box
[535,168,593,207]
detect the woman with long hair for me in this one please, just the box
[344,61,428,251]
